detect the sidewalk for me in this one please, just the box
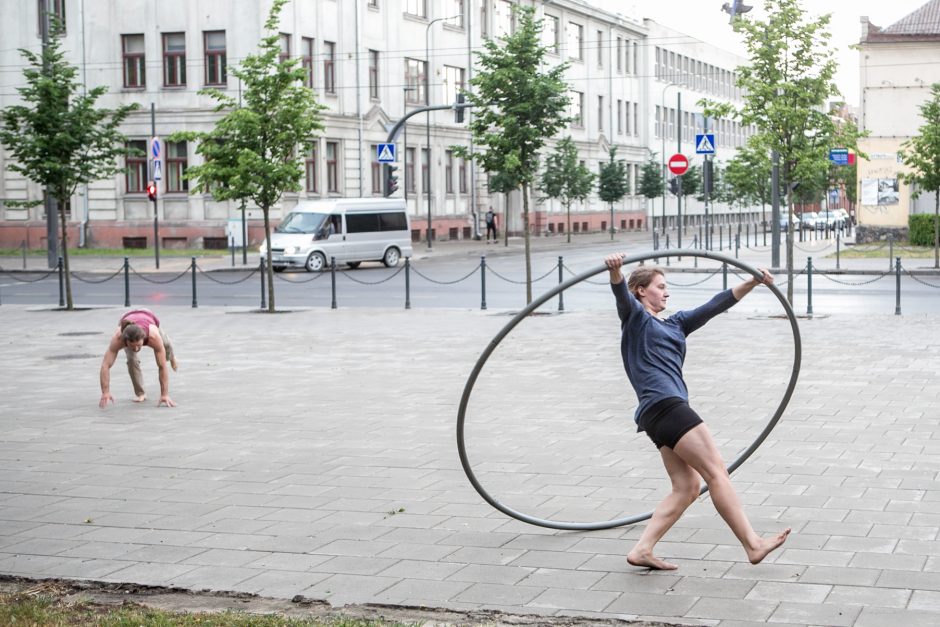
[1,301,939,626]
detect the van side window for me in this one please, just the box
[379,212,407,231]
[346,213,380,233]
[329,214,342,234]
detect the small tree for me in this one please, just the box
[487,170,518,247]
[171,0,324,311]
[638,153,664,231]
[723,137,773,226]
[899,83,940,268]
[457,5,570,304]
[0,19,138,309]
[539,137,595,244]
[598,148,629,240]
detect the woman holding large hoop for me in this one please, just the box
[605,253,791,570]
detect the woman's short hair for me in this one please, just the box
[627,266,665,297]
[121,322,147,343]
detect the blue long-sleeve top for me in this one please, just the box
[611,278,738,424]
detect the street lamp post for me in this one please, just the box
[425,13,462,251]
[660,80,684,235]
[402,87,416,201]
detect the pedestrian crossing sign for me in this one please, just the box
[695,133,716,155]
[376,143,396,163]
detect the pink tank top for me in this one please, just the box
[121,309,159,335]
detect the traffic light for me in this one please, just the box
[455,92,466,123]
[668,177,680,195]
[147,181,157,201]
[703,159,714,194]
[384,164,399,197]
[721,1,753,22]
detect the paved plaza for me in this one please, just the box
[1,245,940,625]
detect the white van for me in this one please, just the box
[261,198,414,272]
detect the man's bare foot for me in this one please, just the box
[747,528,791,565]
[627,550,678,570]
[133,394,147,403]
[170,357,178,371]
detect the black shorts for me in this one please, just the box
[638,397,704,449]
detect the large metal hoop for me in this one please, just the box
[456,249,802,531]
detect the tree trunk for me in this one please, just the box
[262,207,275,312]
[523,183,532,305]
[934,189,939,269]
[58,194,73,309]
[566,200,571,244]
[503,192,509,247]
[784,163,794,306]
[609,202,615,241]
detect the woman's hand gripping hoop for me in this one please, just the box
[456,249,802,531]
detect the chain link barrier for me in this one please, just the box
[562,264,608,285]
[812,267,890,286]
[0,265,58,282]
[129,264,191,284]
[197,265,261,285]
[667,266,725,286]
[847,241,888,253]
[793,240,834,253]
[70,266,125,284]
[902,264,940,288]
[486,265,557,285]
[409,263,478,285]
[272,270,327,284]
[339,265,405,285]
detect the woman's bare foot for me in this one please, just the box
[627,550,678,570]
[133,394,147,403]
[747,528,791,564]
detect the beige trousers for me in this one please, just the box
[124,326,174,397]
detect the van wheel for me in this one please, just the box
[305,251,327,272]
[383,247,401,267]
[346,262,361,269]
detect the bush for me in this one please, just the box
[909,213,939,246]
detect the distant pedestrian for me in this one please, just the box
[485,208,498,243]
[99,309,178,408]
[605,254,790,569]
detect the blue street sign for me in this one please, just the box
[695,133,716,155]
[376,143,396,163]
[829,148,849,166]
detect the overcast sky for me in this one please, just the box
[594,0,930,107]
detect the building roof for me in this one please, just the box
[862,0,940,42]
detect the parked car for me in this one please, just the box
[834,208,851,225]
[816,210,844,230]
[778,214,800,232]
[799,212,819,231]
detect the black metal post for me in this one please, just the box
[480,255,487,311]
[57,256,64,307]
[722,262,728,291]
[21,240,26,270]
[735,233,740,259]
[895,257,901,316]
[888,234,894,272]
[557,256,565,312]
[191,257,197,308]
[241,201,248,265]
[330,256,337,309]
[836,231,841,270]
[123,257,130,307]
[404,257,411,310]
[259,259,266,310]
[719,225,723,251]
[806,257,813,316]
[230,236,235,267]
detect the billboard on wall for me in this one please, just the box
[861,178,899,206]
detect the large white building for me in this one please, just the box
[0,0,753,250]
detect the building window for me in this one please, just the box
[617,100,623,135]
[543,15,559,54]
[204,31,226,85]
[570,91,583,127]
[279,33,290,64]
[368,49,379,99]
[597,96,604,131]
[323,41,335,93]
[633,102,638,136]
[166,141,188,193]
[616,37,623,73]
[596,30,603,68]
[442,65,465,105]
[567,22,583,61]
[445,150,454,194]
[162,33,186,87]
[126,140,147,193]
[371,145,382,195]
[122,34,145,88]
[405,58,426,104]
[459,158,468,193]
[305,142,319,193]
[368,0,377,6]
[302,37,314,88]
[448,0,465,27]
[406,147,416,193]
[37,0,66,35]
[421,148,430,194]
[494,0,513,37]
[326,141,339,193]
[405,0,426,18]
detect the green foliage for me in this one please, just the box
[723,137,772,208]
[680,165,700,197]
[169,0,325,310]
[899,84,940,197]
[0,17,138,309]
[597,148,629,204]
[909,213,938,246]
[638,153,664,200]
[539,137,595,206]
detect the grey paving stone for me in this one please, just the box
[669,575,755,599]
[769,601,861,626]
[372,578,472,605]
[855,606,939,627]
[849,551,927,571]
[744,580,830,603]
[605,591,699,616]
[454,582,545,606]
[826,584,911,608]
[526,587,621,612]
[798,565,881,586]
[909,589,940,612]
[445,563,533,585]
[168,565,264,590]
[231,569,331,597]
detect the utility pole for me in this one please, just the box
[150,103,160,269]
[40,0,58,268]
[771,150,780,268]
[676,92,682,248]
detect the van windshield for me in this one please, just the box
[275,212,327,234]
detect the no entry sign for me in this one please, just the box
[668,153,689,176]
